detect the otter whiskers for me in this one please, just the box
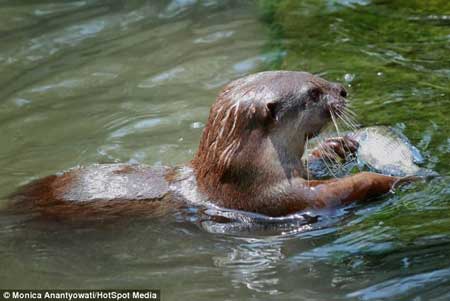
[305,136,310,184]
[317,140,339,177]
[309,105,361,177]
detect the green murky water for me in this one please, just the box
[0,0,449,300]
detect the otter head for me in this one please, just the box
[264,71,347,141]
[192,71,347,204]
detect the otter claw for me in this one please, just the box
[392,175,423,189]
[312,135,359,160]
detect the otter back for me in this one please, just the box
[11,164,172,218]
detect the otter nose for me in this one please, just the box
[333,83,347,98]
[339,86,347,98]
[327,84,347,112]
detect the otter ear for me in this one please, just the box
[266,102,278,122]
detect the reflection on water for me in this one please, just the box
[213,238,284,295]
[0,0,449,300]
[347,267,450,300]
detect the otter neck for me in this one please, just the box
[193,130,308,201]
[264,131,307,180]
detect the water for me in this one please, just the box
[0,0,449,300]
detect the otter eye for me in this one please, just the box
[266,102,278,121]
[308,87,322,102]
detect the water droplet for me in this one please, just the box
[344,73,355,82]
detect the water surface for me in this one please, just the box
[0,0,449,300]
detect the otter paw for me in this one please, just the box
[392,175,423,189]
[312,135,359,160]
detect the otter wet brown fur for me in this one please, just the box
[192,71,402,216]
[10,71,409,218]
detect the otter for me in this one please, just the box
[10,71,412,218]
